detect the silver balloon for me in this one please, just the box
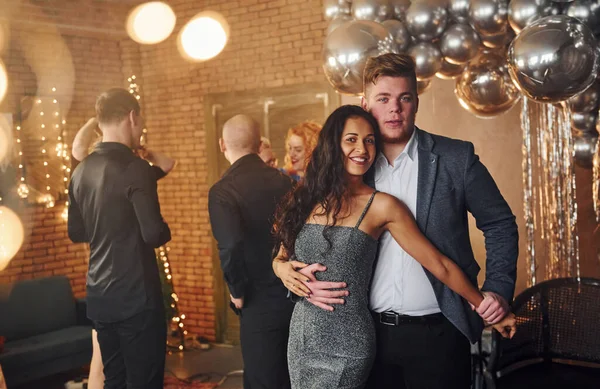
[406,1,448,41]
[440,24,480,64]
[568,82,600,112]
[571,111,598,132]
[327,15,353,35]
[508,0,560,34]
[469,0,509,36]
[480,26,514,48]
[353,0,394,22]
[573,132,599,168]
[409,42,443,80]
[418,79,432,94]
[449,0,471,23]
[566,0,600,35]
[392,0,412,20]
[382,19,412,52]
[455,51,521,118]
[507,15,599,103]
[323,20,397,95]
[436,59,466,79]
[324,0,352,20]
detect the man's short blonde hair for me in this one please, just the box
[95,88,140,125]
[363,53,417,96]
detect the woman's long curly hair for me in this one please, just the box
[282,121,322,173]
[273,105,381,257]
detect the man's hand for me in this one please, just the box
[475,291,510,324]
[230,294,244,309]
[298,264,348,312]
[135,148,177,174]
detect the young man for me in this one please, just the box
[68,88,171,389]
[274,53,518,388]
[70,116,175,389]
[208,115,295,389]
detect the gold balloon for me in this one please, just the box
[455,51,521,118]
[417,79,432,94]
[323,20,397,95]
[436,59,465,80]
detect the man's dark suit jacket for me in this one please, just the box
[208,154,293,304]
[68,142,171,323]
[367,128,519,343]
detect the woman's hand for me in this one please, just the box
[491,312,517,339]
[273,260,312,297]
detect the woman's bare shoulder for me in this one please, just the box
[371,192,411,220]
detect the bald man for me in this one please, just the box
[208,115,295,389]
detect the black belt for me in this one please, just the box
[372,311,444,326]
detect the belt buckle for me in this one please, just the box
[380,311,399,326]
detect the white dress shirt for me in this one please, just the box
[369,131,441,315]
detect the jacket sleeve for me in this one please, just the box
[463,142,519,302]
[126,159,171,248]
[208,186,247,298]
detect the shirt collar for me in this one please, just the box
[375,129,419,168]
[222,153,262,178]
[93,142,132,154]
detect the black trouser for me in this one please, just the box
[366,312,471,389]
[238,295,294,389]
[94,308,167,389]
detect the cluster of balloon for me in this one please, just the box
[322,0,600,126]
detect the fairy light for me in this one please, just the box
[127,75,147,144]
[14,124,29,198]
[158,245,187,351]
[53,90,70,220]
[39,97,54,208]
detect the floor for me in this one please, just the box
[166,343,243,388]
[12,343,244,389]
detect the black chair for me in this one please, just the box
[484,277,600,389]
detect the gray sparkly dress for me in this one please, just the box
[288,191,379,389]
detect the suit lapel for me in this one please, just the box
[416,128,438,233]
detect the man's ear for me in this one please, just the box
[128,110,138,128]
[219,138,225,153]
[360,95,368,111]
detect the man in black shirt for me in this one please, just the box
[68,88,171,389]
[208,115,294,389]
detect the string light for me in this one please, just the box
[52,88,70,221]
[158,245,187,351]
[127,75,147,144]
[38,93,54,208]
[14,125,29,198]
[129,75,185,349]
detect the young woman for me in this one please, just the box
[273,105,516,389]
[280,121,321,181]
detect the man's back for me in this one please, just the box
[68,142,171,322]
[209,154,293,303]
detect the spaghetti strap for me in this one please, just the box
[355,191,378,229]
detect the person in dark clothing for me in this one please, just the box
[68,88,171,389]
[208,114,294,389]
[70,116,176,389]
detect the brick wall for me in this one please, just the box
[1,0,328,340]
[135,0,327,341]
[0,0,139,297]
